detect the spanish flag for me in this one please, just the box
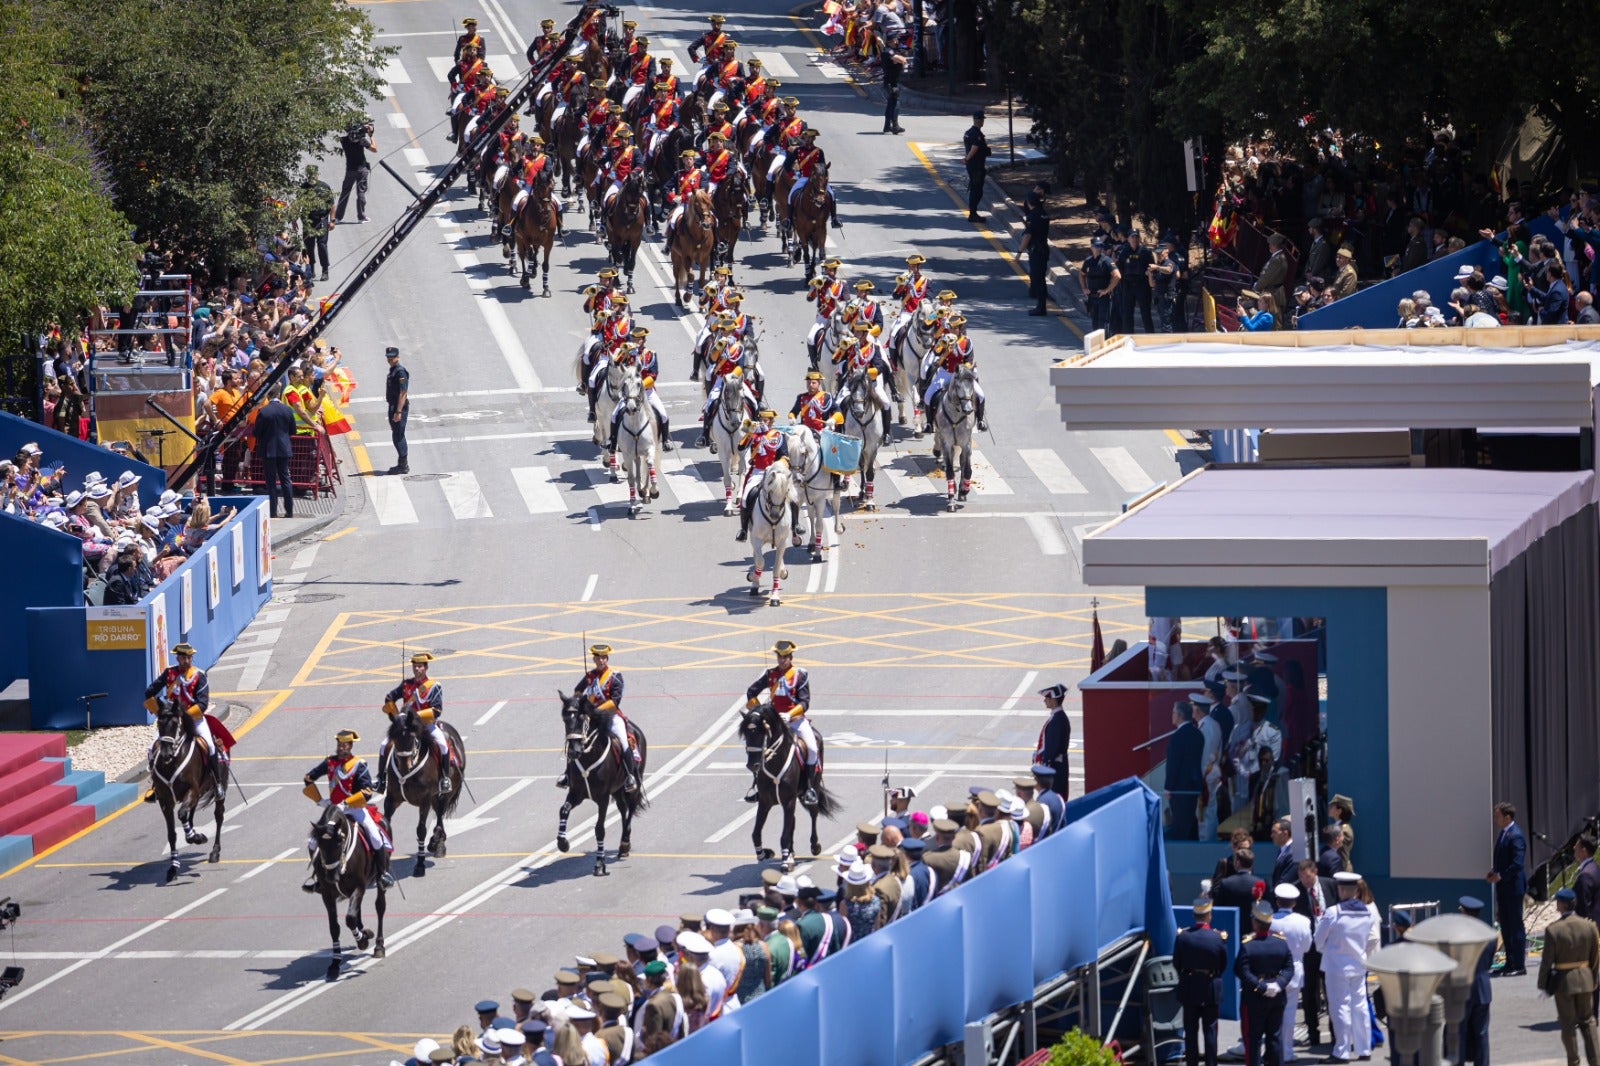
[319,392,352,435]
[327,366,358,405]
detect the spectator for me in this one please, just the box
[1330,247,1359,300]
[1303,219,1333,283]
[1254,233,1290,327]
[1400,217,1428,273]
[1237,291,1276,331]
[1578,291,1600,325]
[1529,261,1572,324]
[1452,287,1500,328]
[1317,825,1344,878]
[1396,297,1417,327]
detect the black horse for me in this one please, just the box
[149,703,226,883]
[380,710,465,878]
[739,703,838,870]
[307,803,386,978]
[556,691,648,876]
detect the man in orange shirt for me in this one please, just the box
[209,369,247,489]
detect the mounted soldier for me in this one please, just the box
[143,642,232,802]
[377,652,457,792]
[743,641,821,806]
[734,408,789,543]
[559,644,642,795]
[454,17,484,63]
[302,729,395,891]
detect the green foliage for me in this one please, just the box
[1046,1028,1121,1066]
[44,0,393,276]
[0,3,138,347]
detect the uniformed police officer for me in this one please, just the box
[385,346,410,475]
[1457,895,1493,1066]
[1236,901,1294,1066]
[1019,182,1052,316]
[1033,683,1072,797]
[1175,897,1228,1066]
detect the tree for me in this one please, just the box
[0,3,138,365]
[45,0,391,278]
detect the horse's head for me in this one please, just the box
[810,161,830,194]
[559,690,599,763]
[847,370,874,418]
[621,367,644,414]
[386,708,422,754]
[950,365,978,414]
[691,188,715,225]
[739,704,770,768]
[155,704,190,748]
[623,169,645,203]
[309,803,348,868]
[763,457,794,506]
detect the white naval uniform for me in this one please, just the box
[1313,897,1374,1061]
[1271,906,1314,1061]
[708,937,744,1012]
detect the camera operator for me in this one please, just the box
[335,119,376,225]
[0,897,20,1001]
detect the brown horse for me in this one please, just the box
[790,161,832,279]
[669,188,716,306]
[679,92,706,136]
[557,692,649,877]
[604,170,648,292]
[511,170,561,296]
[578,142,607,224]
[380,710,466,877]
[307,803,386,978]
[150,704,225,883]
[553,104,584,199]
[712,174,750,273]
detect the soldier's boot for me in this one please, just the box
[695,411,711,448]
[881,408,892,438]
[657,415,674,450]
[736,495,753,541]
[555,770,571,788]
[829,195,842,229]
[374,760,388,794]
[625,750,643,795]
[302,871,319,893]
[976,395,989,433]
[608,411,624,452]
[375,848,396,888]
[800,763,820,807]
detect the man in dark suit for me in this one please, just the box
[1175,898,1229,1066]
[1293,859,1337,1046]
[1165,701,1205,841]
[1488,800,1528,975]
[1269,817,1297,886]
[1317,825,1345,877]
[1457,896,1493,1066]
[1400,217,1429,274]
[1212,848,1260,917]
[1575,835,1600,921]
[254,384,297,519]
[1033,683,1073,796]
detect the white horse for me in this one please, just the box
[615,368,660,515]
[934,364,979,509]
[890,311,935,432]
[708,376,753,514]
[589,357,627,473]
[747,460,795,606]
[785,425,834,562]
[832,369,887,523]
[806,305,847,372]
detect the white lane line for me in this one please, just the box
[232,785,282,813]
[235,847,300,884]
[369,431,570,448]
[1025,514,1069,556]
[446,778,536,834]
[474,700,510,727]
[810,707,1052,718]
[1018,448,1086,494]
[512,467,566,514]
[255,607,292,625]
[967,450,1014,495]
[1090,446,1159,494]
[225,697,749,1031]
[581,574,599,601]
[583,467,631,505]
[1001,671,1040,711]
[705,807,759,844]
[377,30,461,38]
[481,0,526,53]
[475,294,543,390]
[386,112,410,129]
[824,509,840,593]
[236,650,273,692]
[587,507,601,531]
[369,478,419,526]
[0,887,228,1015]
[290,544,319,570]
[660,453,715,504]
[751,50,798,78]
[380,56,412,85]
[440,470,495,519]
[453,251,479,272]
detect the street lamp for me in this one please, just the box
[1406,914,1498,1063]
[1366,942,1455,1066]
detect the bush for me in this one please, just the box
[1047,1029,1120,1066]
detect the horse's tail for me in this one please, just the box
[629,728,650,812]
[441,725,467,817]
[811,777,840,819]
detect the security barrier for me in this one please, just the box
[238,433,341,498]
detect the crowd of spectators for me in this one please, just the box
[821,0,921,71]
[390,769,1071,1064]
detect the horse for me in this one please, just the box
[790,162,832,279]
[739,702,838,870]
[645,125,694,222]
[589,354,627,462]
[748,141,775,227]
[707,373,753,513]
[556,691,649,877]
[149,704,225,883]
[934,364,980,509]
[578,142,606,225]
[379,710,465,878]
[678,91,706,136]
[553,105,584,200]
[307,803,386,975]
[832,369,887,525]
[603,170,648,293]
[806,304,848,372]
[890,311,935,432]
[785,425,835,562]
[614,367,660,515]
[747,459,795,606]
[712,173,750,273]
[668,188,716,306]
[510,170,560,296]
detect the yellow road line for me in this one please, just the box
[323,524,359,541]
[229,688,294,741]
[292,611,354,687]
[116,1032,254,1066]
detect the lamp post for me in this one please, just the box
[1406,914,1498,1064]
[1366,943,1456,1066]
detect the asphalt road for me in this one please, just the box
[0,0,1186,1061]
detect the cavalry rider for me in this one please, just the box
[143,642,232,801]
[765,97,804,180]
[698,332,759,447]
[301,729,395,891]
[920,318,988,433]
[690,271,737,376]
[661,148,703,253]
[625,36,654,96]
[790,369,843,434]
[619,19,641,56]
[587,294,633,421]
[644,81,681,168]
[709,40,745,110]
[835,321,897,436]
[807,258,847,320]
[890,254,930,342]
[376,651,457,794]
[786,128,842,228]
[654,58,680,98]
[607,340,673,454]
[714,300,762,395]
[734,408,789,543]
[559,644,641,794]
[703,131,738,194]
[850,279,886,331]
[743,640,821,806]
[454,16,483,63]
[575,0,609,47]
[449,43,484,92]
[525,18,558,66]
[687,13,729,65]
[504,132,564,237]
[701,104,736,155]
[599,126,641,223]
[578,83,612,157]
[741,57,767,110]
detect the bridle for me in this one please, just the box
[563,700,611,779]
[311,807,358,886]
[742,705,794,784]
[756,460,791,527]
[152,711,197,791]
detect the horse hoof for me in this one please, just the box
[186,832,208,845]
[594,863,609,877]
[947,499,958,511]
[809,550,822,562]
[414,862,426,878]
[355,930,373,951]
[165,865,178,884]
[618,842,631,858]
[609,470,620,483]
[958,491,970,502]
[543,287,552,298]
[373,943,386,960]
[557,836,570,853]
[207,848,220,864]
[782,856,795,872]
[756,847,775,861]
[768,596,782,607]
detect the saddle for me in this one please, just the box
[607,721,641,768]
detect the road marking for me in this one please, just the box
[583,467,632,505]
[453,251,479,274]
[1025,514,1069,555]
[446,778,535,836]
[1001,670,1040,711]
[369,478,419,526]
[1017,448,1086,494]
[1089,446,1158,493]
[441,470,494,519]
[587,507,601,531]
[512,467,566,514]
[708,760,1033,772]
[660,453,715,504]
[824,508,840,593]
[967,449,1014,495]
[474,700,509,727]
[751,50,798,78]
[0,887,228,1015]
[225,697,749,1031]
[379,56,411,85]
[882,454,933,499]
[386,112,410,129]
[290,544,319,570]
[235,847,300,884]
[705,807,759,844]
[581,574,599,602]
[347,383,700,405]
[428,54,514,81]
[476,294,543,390]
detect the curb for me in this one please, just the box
[268,435,357,552]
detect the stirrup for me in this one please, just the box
[143,788,158,803]
[301,876,318,894]
[801,787,819,806]
[555,772,569,788]
[744,783,760,803]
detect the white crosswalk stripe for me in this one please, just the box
[660,453,717,504]
[370,478,419,526]
[440,471,494,519]
[966,450,1013,495]
[511,467,566,514]
[1018,448,1086,494]
[583,466,632,505]
[1088,446,1160,494]
[751,51,799,78]
[380,56,412,86]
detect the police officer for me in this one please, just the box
[1081,238,1120,333]
[385,346,410,475]
[1175,897,1228,1066]
[1033,683,1072,797]
[1019,181,1052,316]
[961,111,989,223]
[1236,901,1294,1066]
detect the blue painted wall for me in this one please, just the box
[1297,241,1502,331]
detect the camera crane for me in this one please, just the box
[170,7,606,491]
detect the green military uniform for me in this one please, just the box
[868,844,902,927]
[597,991,634,1062]
[972,790,1008,872]
[1539,898,1600,1066]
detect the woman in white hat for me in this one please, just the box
[109,471,143,524]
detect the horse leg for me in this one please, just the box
[959,445,973,502]
[557,795,576,853]
[617,793,633,859]
[162,800,180,883]
[541,243,552,298]
[323,891,342,978]
[779,791,798,868]
[412,805,429,877]
[593,793,610,877]
[207,792,224,864]
[372,882,386,959]
[752,798,775,862]
[429,792,449,857]
[809,799,823,857]
[182,797,207,846]
[347,887,372,951]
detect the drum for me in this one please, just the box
[819,429,862,474]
